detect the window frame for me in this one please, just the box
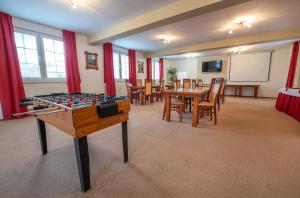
[14,28,66,83]
[113,50,129,81]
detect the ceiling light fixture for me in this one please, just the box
[228,30,234,34]
[71,1,77,9]
[159,39,171,44]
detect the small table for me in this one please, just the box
[163,88,210,127]
[225,84,260,98]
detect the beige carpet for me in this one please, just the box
[0,97,300,198]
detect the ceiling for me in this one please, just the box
[0,0,177,35]
[113,0,300,52]
[163,39,298,59]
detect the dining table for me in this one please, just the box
[129,84,161,105]
[163,87,210,127]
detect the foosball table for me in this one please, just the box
[14,93,131,192]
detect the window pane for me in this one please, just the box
[17,48,26,63]
[113,53,120,79]
[45,52,55,65]
[14,32,24,47]
[121,54,129,79]
[20,63,41,78]
[25,49,38,64]
[54,40,64,53]
[23,34,37,49]
[155,61,160,80]
[43,38,54,52]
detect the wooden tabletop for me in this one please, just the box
[163,87,210,96]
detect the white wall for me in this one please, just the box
[165,45,299,98]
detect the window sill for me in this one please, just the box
[23,79,66,84]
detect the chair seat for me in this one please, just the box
[199,101,214,107]
[132,91,141,94]
[171,99,184,106]
[153,91,162,94]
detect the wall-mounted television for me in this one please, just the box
[202,60,222,72]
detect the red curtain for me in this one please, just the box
[103,43,116,96]
[147,58,152,80]
[159,58,164,81]
[286,42,299,88]
[63,30,81,93]
[128,49,137,86]
[0,12,26,119]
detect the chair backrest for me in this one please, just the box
[209,78,224,104]
[219,80,226,96]
[192,79,197,88]
[183,79,191,89]
[175,80,181,89]
[160,80,165,91]
[145,81,153,95]
[125,79,132,96]
[197,79,203,86]
[136,79,142,86]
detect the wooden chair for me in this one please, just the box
[183,79,191,89]
[125,79,140,102]
[183,79,192,112]
[198,78,224,124]
[217,80,226,110]
[143,79,154,105]
[197,79,203,86]
[192,79,197,88]
[136,79,143,86]
[162,97,184,122]
[175,79,181,89]
[153,80,164,102]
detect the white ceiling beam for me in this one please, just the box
[144,28,300,57]
[88,0,251,45]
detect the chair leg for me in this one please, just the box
[162,103,166,120]
[210,108,212,121]
[179,105,183,122]
[217,98,220,110]
[214,106,217,124]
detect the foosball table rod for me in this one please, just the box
[12,107,60,117]
[34,109,66,116]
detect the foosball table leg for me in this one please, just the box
[74,136,90,192]
[122,121,128,163]
[37,119,47,155]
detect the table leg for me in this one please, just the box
[130,88,133,104]
[165,93,171,121]
[122,121,128,163]
[192,96,199,127]
[74,136,90,192]
[37,119,47,155]
[239,86,242,97]
[254,87,258,98]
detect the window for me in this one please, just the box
[113,51,129,79]
[152,60,160,80]
[14,29,66,81]
[43,38,65,78]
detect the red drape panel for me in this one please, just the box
[0,12,26,119]
[147,58,152,80]
[128,49,137,86]
[159,58,164,81]
[63,30,81,93]
[286,42,299,88]
[103,43,116,96]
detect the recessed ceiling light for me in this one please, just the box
[228,30,234,34]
